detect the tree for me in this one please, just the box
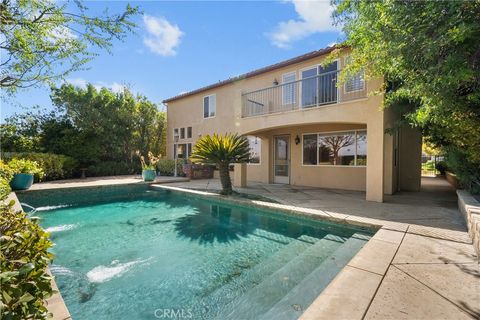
[0,0,139,93]
[1,84,167,176]
[190,134,251,195]
[321,134,354,165]
[333,0,480,188]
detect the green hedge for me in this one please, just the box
[87,161,139,177]
[2,152,78,181]
[157,159,184,176]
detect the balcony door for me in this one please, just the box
[301,61,338,108]
[273,135,290,184]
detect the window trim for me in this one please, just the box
[299,59,340,109]
[301,129,367,167]
[281,71,297,106]
[203,94,216,119]
[180,127,185,139]
[246,135,261,165]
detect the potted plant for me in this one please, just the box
[136,151,161,182]
[8,159,44,190]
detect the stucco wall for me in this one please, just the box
[166,49,395,200]
[398,125,422,192]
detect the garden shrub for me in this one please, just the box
[446,148,480,194]
[87,161,138,177]
[157,159,184,176]
[2,152,78,181]
[435,161,448,176]
[7,158,44,181]
[0,202,54,319]
[0,160,14,200]
[0,163,54,319]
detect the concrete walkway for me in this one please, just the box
[165,177,479,319]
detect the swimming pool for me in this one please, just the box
[19,186,373,320]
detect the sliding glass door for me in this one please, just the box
[301,61,338,108]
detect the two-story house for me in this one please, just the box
[163,46,422,202]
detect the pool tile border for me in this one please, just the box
[151,184,410,320]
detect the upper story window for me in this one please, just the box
[187,127,192,139]
[173,128,179,140]
[180,128,185,139]
[282,72,296,105]
[344,57,365,93]
[345,71,365,92]
[301,61,338,108]
[203,94,216,118]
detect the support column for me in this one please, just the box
[366,119,385,202]
[233,163,247,188]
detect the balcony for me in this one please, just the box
[241,71,367,118]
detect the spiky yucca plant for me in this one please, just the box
[190,133,251,195]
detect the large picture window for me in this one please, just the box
[247,136,261,164]
[302,130,367,166]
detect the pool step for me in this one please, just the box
[206,234,321,318]
[259,234,369,320]
[218,234,342,320]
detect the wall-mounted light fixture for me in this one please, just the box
[295,135,300,145]
[273,78,279,86]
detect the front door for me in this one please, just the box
[274,135,290,184]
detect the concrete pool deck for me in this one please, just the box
[26,175,479,319]
[160,177,479,319]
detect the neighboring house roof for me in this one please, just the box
[162,45,340,103]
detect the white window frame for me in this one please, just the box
[203,94,216,119]
[301,129,367,167]
[246,135,261,165]
[180,127,185,139]
[299,59,340,109]
[281,72,297,106]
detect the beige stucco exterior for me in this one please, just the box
[165,49,421,202]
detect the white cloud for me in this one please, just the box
[66,78,127,93]
[268,0,338,48]
[143,15,184,56]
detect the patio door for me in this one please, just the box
[274,135,290,184]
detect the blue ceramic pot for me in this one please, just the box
[142,169,156,182]
[10,173,34,190]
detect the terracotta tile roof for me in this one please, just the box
[162,45,340,103]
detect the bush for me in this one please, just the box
[0,160,14,200]
[157,159,184,176]
[8,158,44,181]
[0,201,54,319]
[446,148,480,194]
[87,161,138,177]
[2,152,78,181]
[435,161,448,175]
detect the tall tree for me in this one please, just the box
[0,0,139,93]
[333,0,480,187]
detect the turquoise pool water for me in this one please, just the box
[20,187,373,320]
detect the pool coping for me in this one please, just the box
[151,184,409,319]
[7,192,72,320]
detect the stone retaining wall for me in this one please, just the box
[457,190,480,255]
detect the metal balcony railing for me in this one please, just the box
[241,71,367,118]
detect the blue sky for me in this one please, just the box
[1,0,341,122]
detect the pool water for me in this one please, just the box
[20,187,373,320]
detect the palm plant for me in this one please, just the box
[190,133,251,195]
